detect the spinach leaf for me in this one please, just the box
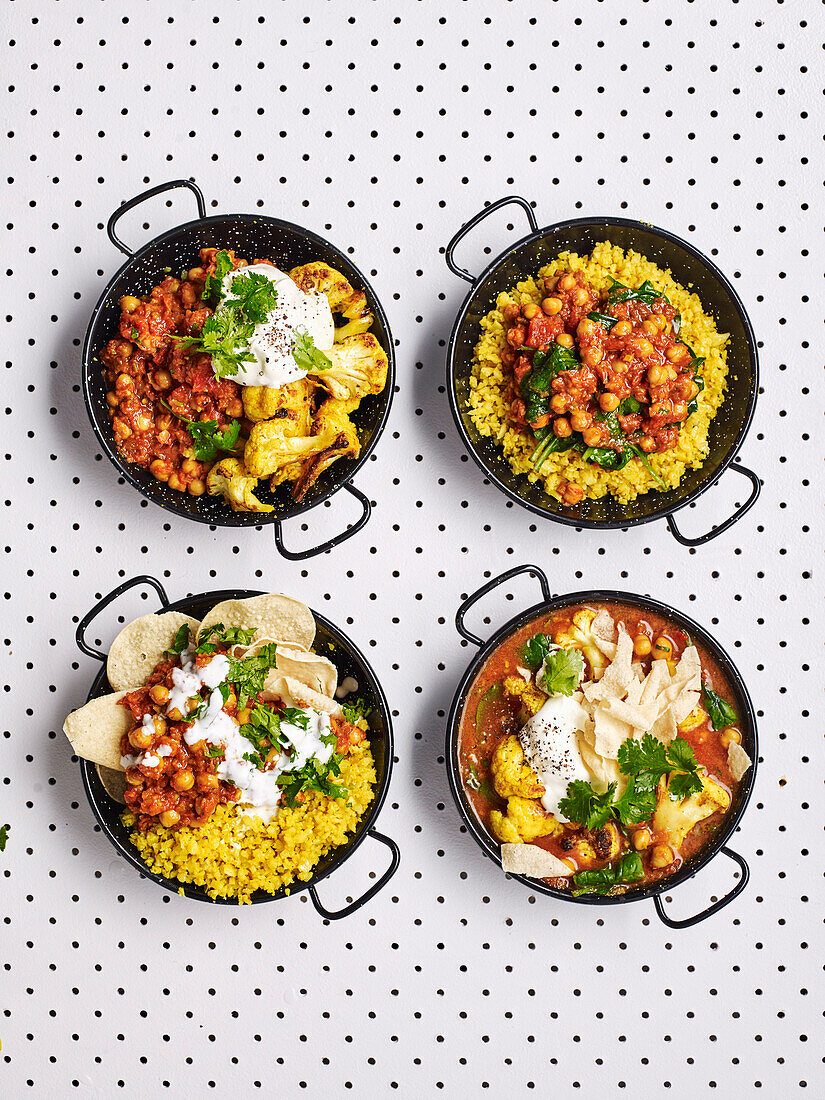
[521,344,580,423]
[587,311,618,331]
[571,853,644,897]
[701,685,738,730]
[617,396,642,415]
[607,278,670,308]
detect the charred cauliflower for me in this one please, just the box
[503,674,546,719]
[242,378,315,426]
[553,608,608,680]
[289,261,374,340]
[310,333,389,409]
[491,735,545,800]
[206,457,273,513]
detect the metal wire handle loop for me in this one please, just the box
[445,195,538,284]
[273,482,372,560]
[455,563,552,647]
[75,575,170,662]
[308,829,401,921]
[653,847,750,929]
[107,179,207,257]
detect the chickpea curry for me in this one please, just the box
[501,272,705,505]
[459,603,751,896]
[101,248,389,512]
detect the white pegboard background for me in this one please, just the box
[2,0,824,1095]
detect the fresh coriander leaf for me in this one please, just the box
[277,753,348,807]
[226,643,279,707]
[175,309,257,378]
[292,328,332,373]
[538,647,583,696]
[701,685,738,730]
[130,326,140,340]
[280,707,311,731]
[161,401,241,462]
[617,396,642,415]
[163,623,191,657]
[206,744,224,759]
[611,778,658,826]
[522,633,555,670]
[201,250,234,302]
[342,697,372,725]
[668,770,704,801]
[197,624,257,651]
[0,824,8,852]
[618,733,671,778]
[227,270,279,324]
[558,780,617,830]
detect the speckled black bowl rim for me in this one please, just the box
[446,213,759,530]
[446,587,758,906]
[81,212,396,527]
[78,588,395,905]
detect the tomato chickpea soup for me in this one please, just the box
[468,242,730,506]
[101,247,389,513]
[459,602,751,896]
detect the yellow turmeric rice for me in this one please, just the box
[123,742,376,904]
[468,240,729,504]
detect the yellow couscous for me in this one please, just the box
[467,240,729,504]
[124,743,377,904]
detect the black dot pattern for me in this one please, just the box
[2,2,821,1095]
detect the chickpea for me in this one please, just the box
[581,426,604,448]
[149,687,170,710]
[632,827,652,851]
[166,707,184,722]
[128,724,153,751]
[685,380,700,400]
[650,844,674,869]
[720,728,742,749]
[635,338,654,358]
[188,479,206,497]
[172,768,195,793]
[555,332,574,349]
[156,414,172,431]
[522,303,539,320]
[633,633,652,657]
[643,319,659,335]
[612,359,628,375]
[577,318,597,338]
[168,472,185,492]
[583,345,603,367]
[115,372,134,392]
[558,273,577,292]
[666,343,689,364]
[106,392,120,408]
[647,364,669,386]
[570,409,591,432]
[113,418,132,440]
[502,304,520,323]
[550,393,569,414]
[154,369,172,390]
[553,417,572,438]
[652,636,673,660]
[612,320,632,337]
[671,402,687,421]
[507,326,525,348]
[227,399,244,418]
[197,773,220,793]
[637,435,657,453]
[541,297,562,315]
[598,392,620,413]
[572,287,590,306]
[150,715,167,738]
[159,810,181,828]
[135,410,153,433]
[150,459,170,482]
[181,458,199,475]
[120,295,141,312]
[125,767,144,787]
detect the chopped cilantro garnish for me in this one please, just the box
[342,697,372,724]
[163,623,191,657]
[277,752,348,808]
[206,744,224,759]
[292,328,332,373]
[201,249,234,303]
[226,269,279,324]
[225,642,279,707]
[196,624,258,654]
[537,647,583,696]
[161,400,241,462]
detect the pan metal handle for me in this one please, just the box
[653,847,750,929]
[273,482,371,560]
[107,179,207,257]
[445,195,538,284]
[455,563,551,647]
[308,829,401,921]
[666,461,761,547]
[76,575,170,662]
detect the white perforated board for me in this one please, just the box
[3,0,823,1095]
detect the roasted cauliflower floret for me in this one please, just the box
[652,774,731,853]
[206,457,273,513]
[242,378,315,426]
[503,674,546,718]
[491,735,545,799]
[677,703,707,733]
[505,797,563,841]
[591,821,622,862]
[490,809,522,845]
[311,333,389,408]
[554,608,607,680]
[287,400,361,500]
[289,261,374,340]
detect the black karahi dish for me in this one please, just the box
[82,179,396,560]
[446,564,757,928]
[445,196,760,546]
[73,575,400,918]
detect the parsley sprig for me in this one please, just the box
[558,733,704,829]
[174,308,258,379]
[522,633,554,670]
[201,249,234,303]
[226,643,279,708]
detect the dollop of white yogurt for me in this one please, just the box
[220,264,334,389]
[518,695,592,822]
